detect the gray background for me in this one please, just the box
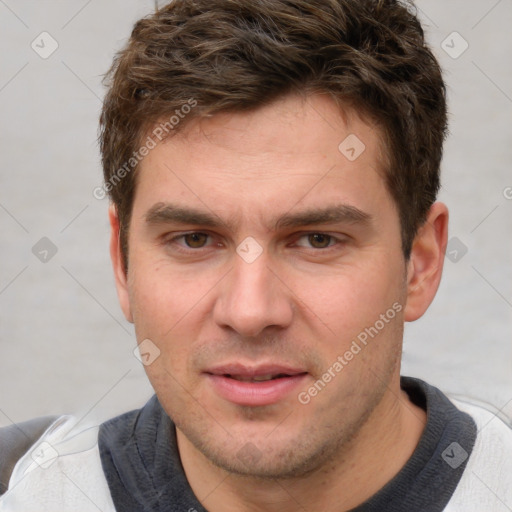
[1,0,511,428]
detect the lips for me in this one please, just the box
[206,364,306,380]
[226,373,291,382]
[204,364,308,406]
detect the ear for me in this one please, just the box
[109,204,133,323]
[404,202,449,322]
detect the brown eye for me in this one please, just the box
[183,233,209,248]
[308,233,332,248]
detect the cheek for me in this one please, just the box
[129,258,208,334]
[130,270,202,409]
[299,269,405,392]
[128,260,219,381]
[293,259,404,338]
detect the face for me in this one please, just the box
[113,94,416,478]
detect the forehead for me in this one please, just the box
[155,94,386,166]
[132,93,394,226]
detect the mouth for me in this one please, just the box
[220,372,303,382]
[204,364,308,406]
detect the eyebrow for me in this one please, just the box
[145,202,225,228]
[144,202,372,231]
[274,204,372,229]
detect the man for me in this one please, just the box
[1,0,511,510]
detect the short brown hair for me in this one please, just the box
[99,0,447,268]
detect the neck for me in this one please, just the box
[177,379,427,512]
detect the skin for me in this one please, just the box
[110,93,448,511]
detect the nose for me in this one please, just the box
[213,250,294,338]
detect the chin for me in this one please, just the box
[177,415,348,480]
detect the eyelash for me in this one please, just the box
[164,231,346,253]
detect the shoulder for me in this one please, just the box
[444,395,512,511]
[0,416,59,496]
[0,415,115,512]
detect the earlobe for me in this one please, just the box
[109,204,134,323]
[404,202,449,322]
